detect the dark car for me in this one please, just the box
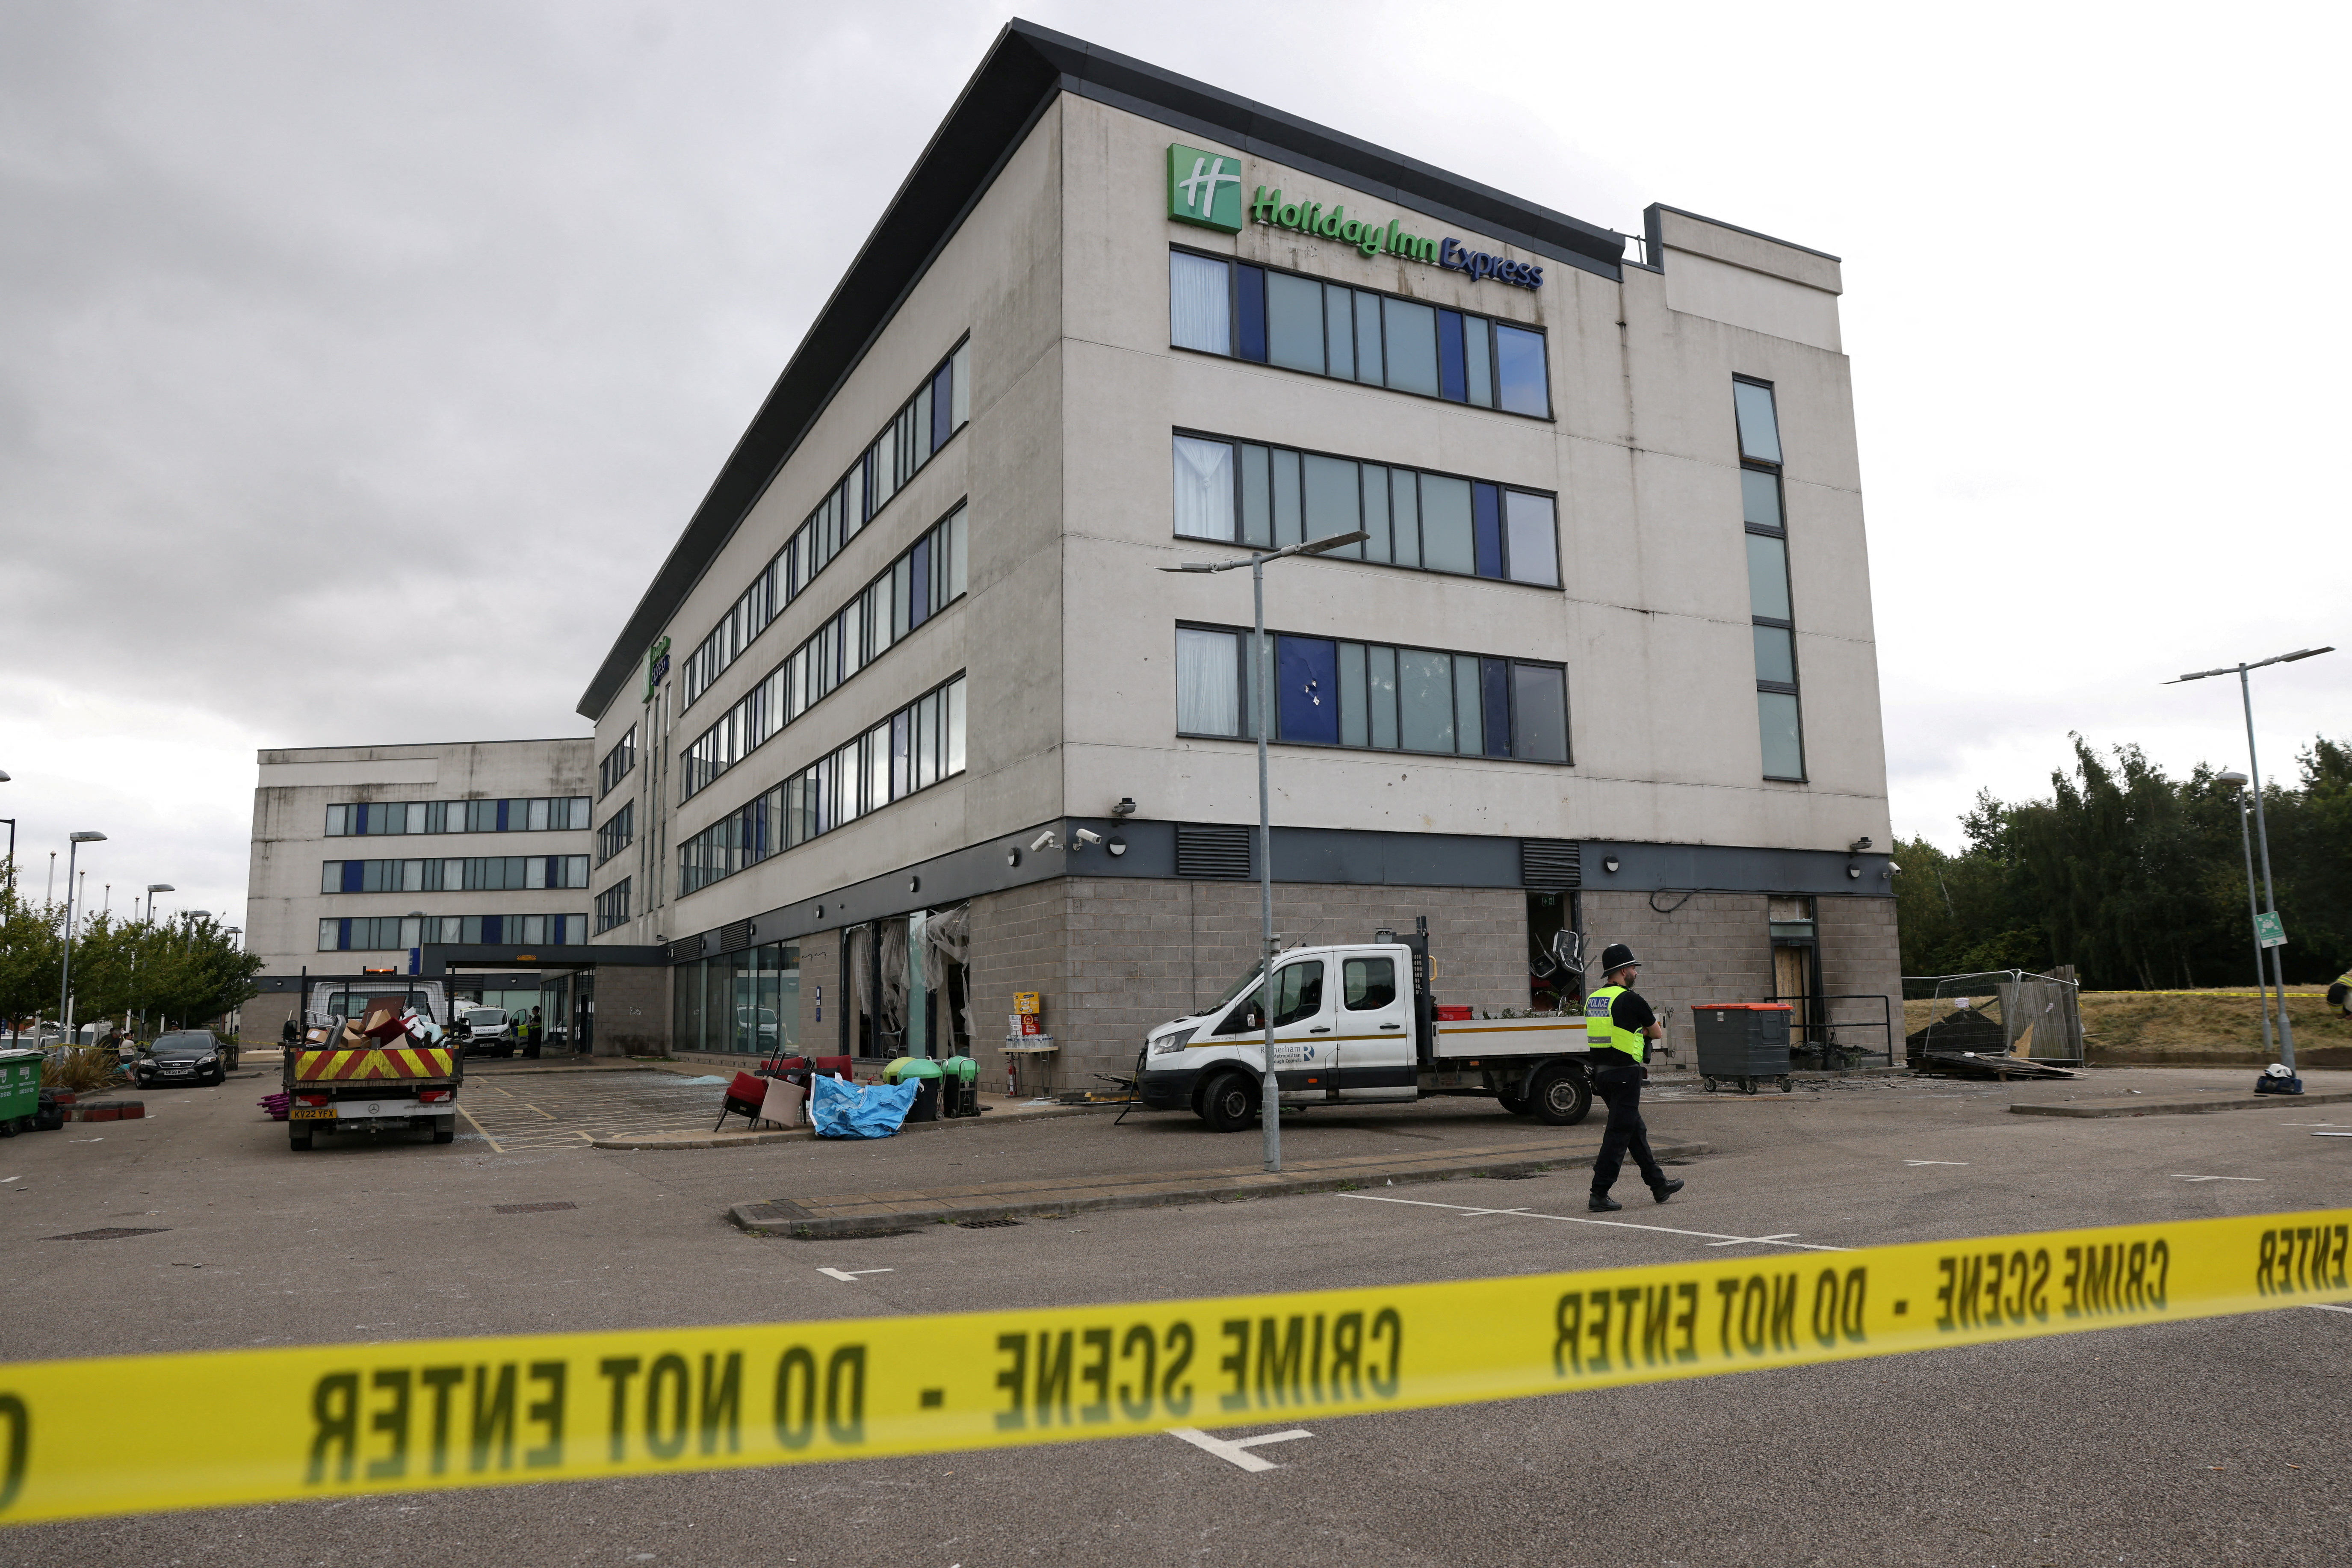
[137,1031,232,1088]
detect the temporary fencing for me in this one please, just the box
[2,1208,2346,1525]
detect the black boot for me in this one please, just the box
[1650,1178,1685,1204]
[1588,1191,1622,1212]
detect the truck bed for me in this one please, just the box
[1431,1016,1586,1059]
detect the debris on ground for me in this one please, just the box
[1916,1050,2077,1081]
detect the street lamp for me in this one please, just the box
[2213,771,2275,1058]
[2169,645,2335,1073]
[145,883,174,923]
[59,831,107,1040]
[0,767,14,899]
[1161,528,1369,1172]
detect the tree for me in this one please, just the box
[1904,733,2352,988]
[0,882,64,1036]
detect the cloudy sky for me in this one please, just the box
[4,0,2345,928]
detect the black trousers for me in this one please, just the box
[1590,1065,1665,1194]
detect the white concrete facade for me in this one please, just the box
[577,24,1897,1076]
[245,738,594,981]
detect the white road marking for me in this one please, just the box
[817,1267,894,1282]
[1710,1232,1801,1247]
[1167,1426,1312,1473]
[2170,1174,2265,1182]
[1904,1160,1969,1166]
[1337,1192,1845,1252]
[2304,1303,2352,1316]
[0,1176,18,1184]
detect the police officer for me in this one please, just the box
[1582,943,1684,1213]
[2328,963,2352,1017]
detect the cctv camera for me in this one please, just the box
[1029,830,1059,853]
[1074,828,1104,846]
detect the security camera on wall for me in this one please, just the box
[1030,830,1059,853]
[1073,828,1104,846]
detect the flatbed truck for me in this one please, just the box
[1136,918,1593,1130]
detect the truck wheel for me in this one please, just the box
[433,1117,456,1145]
[290,1128,313,1151]
[1199,1072,1258,1133]
[1529,1065,1591,1127]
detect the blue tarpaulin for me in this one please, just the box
[810,1075,918,1139]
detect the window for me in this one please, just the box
[323,798,589,836]
[677,673,968,897]
[595,879,631,934]
[599,727,636,798]
[679,503,967,803]
[681,337,972,711]
[1177,624,1567,762]
[316,914,586,951]
[1169,433,1560,587]
[1271,962,1324,1026]
[1735,377,1804,780]
[319,856,588,893]
[596,803,634,867]
[1343,957,1396,1010]
[1171,250,1549,416]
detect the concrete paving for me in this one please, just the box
[2,1063,2349,1566]
[725,1130,1710,1236]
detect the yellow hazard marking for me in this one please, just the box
[0,1209,2345,1524]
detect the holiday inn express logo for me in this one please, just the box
[1167,144,1244,231]
[1162,144,1542,289]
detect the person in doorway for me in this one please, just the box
[1582,944,1685,1212]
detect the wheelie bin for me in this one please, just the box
[883,1056,945,1122]
[1691,1003,1793,1095]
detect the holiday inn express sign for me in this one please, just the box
[1166,144,1543,290]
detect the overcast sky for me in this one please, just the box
[4,0,2345,927]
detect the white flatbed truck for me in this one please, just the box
[1135,918,1593,1130]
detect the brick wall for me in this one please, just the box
[1578,891,1775,1060]
[241,992,300,1046]
[1815,894,1903,1066]
[973,878,1529,1090]
[596,965,668,1056]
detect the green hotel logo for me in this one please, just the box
[1167,144,1244,232]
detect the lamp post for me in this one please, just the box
[0,766,14,898]
[2213,771,2275,1058]
[2169,646,2334,1073]
[1161,528,1368,1173]
[145,883,174,924]
[59,831,107,1039]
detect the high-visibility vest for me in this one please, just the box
[1584,985,1644,1062]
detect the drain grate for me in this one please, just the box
[1484,1171,1546,1181]
[955,1217,1023,1228]
[44,1227,171,1242]
[493,1202,579,1215]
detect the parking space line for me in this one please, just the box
[1337,1192,1844,1251]
[1167,1426,1312,1473]
[2171,1174,2264,1183]
[457,1104,505,1153]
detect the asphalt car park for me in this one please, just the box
[3,1065,2348,1566]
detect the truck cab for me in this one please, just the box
[1136,919,1592,1131]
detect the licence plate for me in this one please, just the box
[296,1102,430,1121]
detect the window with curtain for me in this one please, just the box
[1169,252,1230,354]
[1176,626,1243,737]
[1172,436,1235,542]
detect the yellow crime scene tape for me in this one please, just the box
[3,1208,2347,1525]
